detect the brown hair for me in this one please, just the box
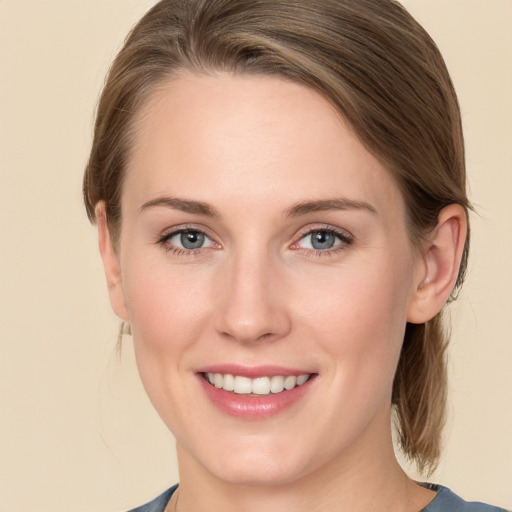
[84,0,470,474]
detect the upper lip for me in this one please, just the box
[196,364,314,378]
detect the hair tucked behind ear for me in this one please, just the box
[393,315,448,475]
[84,0,470,472]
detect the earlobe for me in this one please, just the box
[407,204,467,324]
[95,202,129,322]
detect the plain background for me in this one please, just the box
[0,1,511,511]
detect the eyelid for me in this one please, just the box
[157,223,214,238]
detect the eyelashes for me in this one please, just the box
[156,224,353,257]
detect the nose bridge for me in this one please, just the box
[215,243,290,343]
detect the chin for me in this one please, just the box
[182,434,315,488]
[212,458,308,488]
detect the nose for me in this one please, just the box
[214,249,292,344]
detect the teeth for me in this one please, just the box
[252,377,271,395]
[223,373,235,391]
[284,375,297,390]
[205,372,311,395]
[214,373,223,388]
[270,375,285,393]
[296,374,309,385]
[234,376,252,394]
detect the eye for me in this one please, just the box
[172,230,207,250]
[292,227,353,253]
[158,228,219,253]
[302,230,339,250]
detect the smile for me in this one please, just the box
[204,372,311,395]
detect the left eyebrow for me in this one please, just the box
[283,198,377,217]
[139,196,220,217]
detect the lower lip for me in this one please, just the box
[198,374,315,419]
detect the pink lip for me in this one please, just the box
[196,364,312,378]
[196,370,317,419]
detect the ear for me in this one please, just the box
[95,202,129,322]
[407,204,467,324]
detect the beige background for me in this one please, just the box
[0,1,511,511]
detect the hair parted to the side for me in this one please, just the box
[83,0,470,474]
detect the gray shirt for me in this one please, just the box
[127,484,507,512]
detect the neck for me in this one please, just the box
[172,414,435,512]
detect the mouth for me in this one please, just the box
[197,365,317,418]
[202,372,312,395]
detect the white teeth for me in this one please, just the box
[284,375,297,390]
[223,373,235,391]
[296,374,309,386]
[270,375,285,393]
[234,376,252,394]
[252,377,271,395]
[214,373,223,388]
[205,372,311,395]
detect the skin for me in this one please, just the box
[97,73,467,512]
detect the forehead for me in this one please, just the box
[123,72,404,218]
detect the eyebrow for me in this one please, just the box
[284,198,377,217]
[139,196,376,218]
[139,197,220,217]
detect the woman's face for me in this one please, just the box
[108,73,425,485]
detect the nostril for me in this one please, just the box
[256,332,273,341]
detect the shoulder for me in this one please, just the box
[125,485,178,512]
[422,484,508,512]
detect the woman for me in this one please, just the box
[83,1,505,511]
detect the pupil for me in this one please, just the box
[311,231,335,250]
[181,231,204,249]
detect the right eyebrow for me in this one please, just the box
[283,197,377,217]
[139,196,220,217]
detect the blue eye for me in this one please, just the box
[309,231,337,250]
[161,229,217,252]
[177,230,206,249]
[297,229,352,251]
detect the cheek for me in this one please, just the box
[294,259,413,446]
[294,255,412,380]
[119,258,217,424]
[122,261,213,353]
